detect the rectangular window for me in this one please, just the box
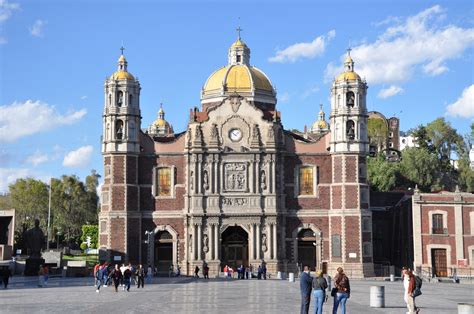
[362,217,371,231]
[363,242,372,257]
[432,214,444,234]
[332,234,341,257]
[157,167,172,196]
[299,166,314,195]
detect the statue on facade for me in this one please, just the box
[190,171,194,190]
[262,233,267,252]
[260,170,267,191]
[203,170,209,190]
[203,234,209,253]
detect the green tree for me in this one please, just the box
[368,118,388,152]
[426,118,464,161]
[81,224,98,249]
[367,155,400,192]
[400,148,440,192]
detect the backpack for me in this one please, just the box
[414,275,422,290]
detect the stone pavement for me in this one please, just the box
[0,276,472,313]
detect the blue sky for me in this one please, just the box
[1,0,473,192]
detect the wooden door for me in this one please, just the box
[432,249,447,277]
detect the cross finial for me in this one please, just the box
[346,47,352,56]
[236,26,243,40]
[120,45,125,55]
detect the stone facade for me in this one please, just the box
[412,189,474,277]
[99,40,374,278]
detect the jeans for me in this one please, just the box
[300,293,311,314]
[333,292,348,314]
[137,276,144,288]
[124,278,131,291]
[96,278,102,290]
[313,289,325,314]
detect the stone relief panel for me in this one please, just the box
[224,163,247,192]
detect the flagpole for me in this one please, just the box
[47,177,52,250]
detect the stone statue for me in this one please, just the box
[190,171,194,190]
[25,219,45,259]
[260,170,267,191]
[262,233,267,252]
[203,170,209,190]
[203,234,209,253]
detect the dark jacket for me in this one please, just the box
[136,268,145,277]
[312,276,328,291]
[334,273,350,293]
[300,271,313,295]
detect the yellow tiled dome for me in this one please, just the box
[202,65,273,96]
[110,71,135,81]
[336,71,361,82]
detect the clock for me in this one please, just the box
[229,128,242,142]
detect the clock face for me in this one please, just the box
[229,128,242,142]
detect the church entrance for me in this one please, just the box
[154,230,173,275]
[221,226,248,271]
[297,228,316,271]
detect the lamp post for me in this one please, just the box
[144,230,153,268]
[47,177,52,250]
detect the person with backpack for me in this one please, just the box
[333,267,350,314]
[402,267,419,313]
[95,264,104,293]
[312,270,328,314]
[123,266,132,292]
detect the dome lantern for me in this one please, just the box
[228,26,250,66]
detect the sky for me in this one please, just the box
[0,0,473,193]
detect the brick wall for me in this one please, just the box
[345,216,360,262]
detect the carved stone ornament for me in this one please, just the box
[187,128,192,146]
[252,124,260,140]
[203,170,209,190]
[224,163,247,191]
[210,123,219,141]
[267,125,274,139]
[189,171,194,190]
[260,170,267,191]
[230,97,242,113]
[195,125,203,141]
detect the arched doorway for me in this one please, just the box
[221,226,248,271]
[297,228,316,271]
[154,230,173,274]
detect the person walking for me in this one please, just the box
[95,264,104,293]
[299,265,313,314]
[136,264,145,289]
[262,264,267,280]
[333,267,350,314]
[223,265,228,278]
[129,263,137,286]
[2,267,11,289]
[257,265,262,280]
[194,265,200,278]
[169,264,173,278]
[38,264,45,288]
[120,263,126,290]
[43,265,49,286]
[402,267,418,314]
[111,264,123,292]
[93,262,100,287]
[124,266,132,292]
[203,264,209,279]
[176,265,181,277]
[147,265,153,284]
[245,266,250,280]
[312,270,328,314]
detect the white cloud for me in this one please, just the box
[269,30,336,63]
[80,95,88,100]
[63,145,93,168]
[446,84,474,118]
[0,100,87,142]
[29,19,46,37]
[377,85,404,99]
[325,5,474,84]
[280,92,290,103]
[302,84,320,99]
[0,0,20,44]
[26,150,49,166]
[0,167,51,193]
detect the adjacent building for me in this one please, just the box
[412,188,474,277]
[99,35,374,277]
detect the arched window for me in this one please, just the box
[129,94,133,107]
[346,91,355,107]
[117,91,124,107]
[115,120,124,140]
[346,120,355,140]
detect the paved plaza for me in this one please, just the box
[0,276,472,313]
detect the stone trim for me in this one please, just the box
[428,209,448,234]
[426,244,452,270]
[291,223,322,270]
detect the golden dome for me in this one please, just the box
[202,65,273,96]
[118,55,126,62]
[153,119,168,127]
[231,38,248,49]
[110,71,135,81]
[312,120,329,130]
[336,71,361,82]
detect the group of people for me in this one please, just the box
[221,264,266,279]
[194,264,209,279]
[300,266,350,314]
[94,262,146,293]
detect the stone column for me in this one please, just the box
[271,155,276,194]
[249,224,254,261]
[214,223,219,260]
[209,224,214,260]
[191,225,196,260]
[272,224,277,260]
[256,224,261,260]
[197,224,202,261]
[197,155,202,194]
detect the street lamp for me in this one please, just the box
[144,230,153,268]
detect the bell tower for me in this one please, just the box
[99,47,142,263]
[329,49,374,277]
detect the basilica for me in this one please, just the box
[99,33,374,277]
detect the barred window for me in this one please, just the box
[299,166,314,196]
[157,167,172,196]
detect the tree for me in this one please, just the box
[400,148,440,192]
[426,118,464,161]
[368,118,388,152]
[367,155,399,192]
[81,224,98,249]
